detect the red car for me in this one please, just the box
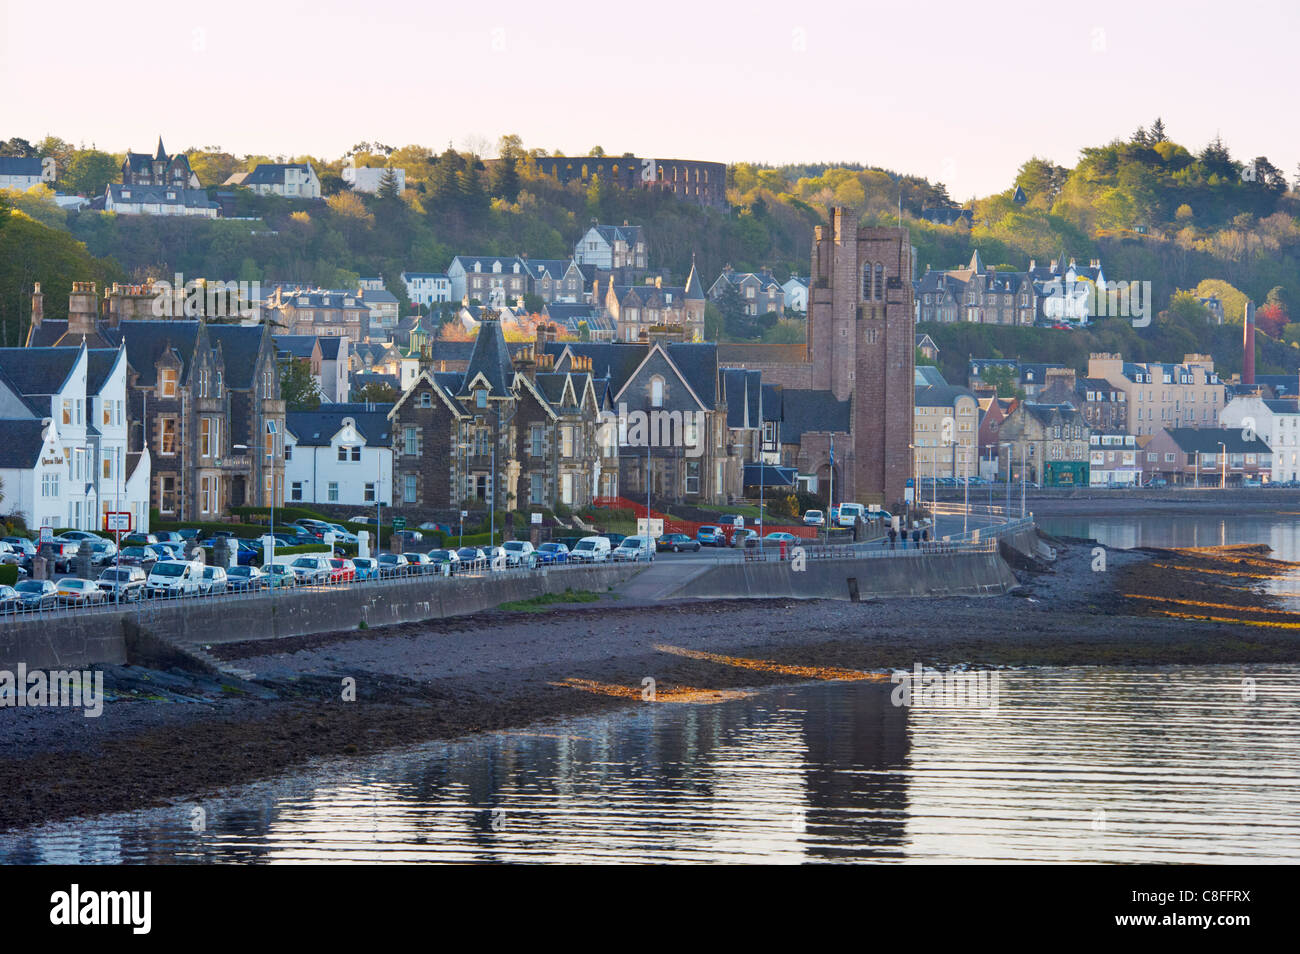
[327,558,356,583]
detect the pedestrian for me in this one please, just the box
[888,527,897,549]
[921,528,929,546]
[911,528,921,548]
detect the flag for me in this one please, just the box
[829,436,835,467]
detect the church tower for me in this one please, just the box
[807,207,914,505]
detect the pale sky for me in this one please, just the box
[3,0,1296,199]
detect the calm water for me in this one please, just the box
[2,666,1298,863]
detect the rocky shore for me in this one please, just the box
[3,535,1299,831]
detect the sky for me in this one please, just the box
[3,0,1298,199]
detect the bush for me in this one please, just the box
[0,564,18,586]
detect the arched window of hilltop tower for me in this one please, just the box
[861,264,873,301]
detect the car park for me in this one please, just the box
[145,559,205,598]
[13,579,58,610]
[502,541,537,567]
[57,578,107,605]
[763,532,800,545]
[37,541,78,573]
[427,549,461,574]
[123,533,159,547]
[696,525,726,547]
[2,537,37,563]
[802,510,825,527]
[227,565,267,591]
[613,536,654,562]
[569,536,611,563]
[350,558,381,581]
[88,540,118,565]
[97,567,146,601]
[198,565,228,594]
[656,533,701,553]
[536,542,569,564]
[289,555,333,584]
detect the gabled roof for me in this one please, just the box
[0,346,83,404]
[1160,427,1272,454]
[243,162,315,185]
[0,419,51,470]
[0,157,43,177]
[286,404,394,447]
[104,320,200,386]
[457,316,513,397]
[85,347,126,396]
[106,184,216,210]
[915,383,976,408]
[207,324,267,390]
[274,335,322,359]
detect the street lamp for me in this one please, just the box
[1218,441,1227,488]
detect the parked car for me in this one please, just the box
[326,523,359,545]
[697,525,727,547]
[145,559,205,598]
[226,565,267,592]
[537,542,570,564]
[502,540,537,567]
[569,536,611,563]
[836,503,867,527]
[2,537,37,561]
[13,579,58,610]
[154,531,185,546]
[455,547,487,569]
[117,545,157,568]
[802,510,825,527]
[57,530,105,545]
[289,555,333,584]
[656,533,701,553]
[554,536,583,553]
[1242,478,1263,488]
[403,552,435,574]
[97,566,146,601]
[393,529,424,547]
[613,536,654,562]
[261,563,299,588]
[146,543,179,563]
[0,584,21,613]
[57,578,107,606]
[602,533,627,548]
[197,565,228,595]
[427,549,461,574]
[327,558,356,583]
[176,528,203,543]
[38,541,78,573]
[350,557,381,581]
[122,533,158,547]
[377,553,412,577]
[762,532,800,545]
[350,515,376,525]
[88,540,118,565]
[732,528,760,548]
[0,541,19,565]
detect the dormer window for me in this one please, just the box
[476,390,487,409]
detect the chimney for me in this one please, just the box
[68,282,98,339]
[30,282,43,329]
[1243,301,1256,386]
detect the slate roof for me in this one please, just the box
[778,390,850,444]
[761,384,782,423]
[914,384,976,407]
[107,184,216,210]
[85,348,123,395]
[0,419,50,470]
[458,316,513,397]
[351,372,400,395]
[286,404,394,447]
[1262,399,1300,415]
[243,163,315,186]
[0,347,82,412]
[316,337,345,360]
[207,325,265,390]
[274,335,321,359]
[742,463,798,487]
[103,321,200,386]
[0,157,43,177]
[915,365,947,387]
[1161,427,1272,454]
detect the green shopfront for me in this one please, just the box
[1043,461,1089,487]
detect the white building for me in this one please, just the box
[401,272,453,307]
[573,223,646,271]
[0,156,48,191]
[0,343,150,533]
[284,405,393,507]
[1089,433,1140,486]
[103,184,218,217]
[782,276,808,313]
[1221,395,1300,482]
[317,336,350,404]
[342,166,405,194]
[232,163,321,199]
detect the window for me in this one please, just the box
[160,368,178,398]
[338,445,349,461]
[160,418,177,455]
[650,376,664,408]
[364,483,376,503]
[201,418,212,457]
[200,477,212,514]
[160,475,177,513]
[685,461,700,495]
[41,473,58,497]
[404,474,417,503]
[419,392,432,408]
[530,425,544,457]
[352,446,361,461]
[328,482,339,502]
[291,482,304,501]
[874,264,885,300]
[285,444,292,461]
[62,400,72,425]
[561,473,573,505]
[530,473,544,505]
[403,426,417,455]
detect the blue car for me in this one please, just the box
[696,525,727,547]
[350,557,381,580]
[537,542,570,564]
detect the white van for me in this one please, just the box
[613,536,654,562]
[145,559,204,598]
[837,502,866,527]
[570,535,611,563]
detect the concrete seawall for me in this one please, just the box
[0,564,643,671]
[667,549,1019,602]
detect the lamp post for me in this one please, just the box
[1219,441,1227,488]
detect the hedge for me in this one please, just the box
[0,564,18,586]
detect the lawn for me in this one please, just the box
[498,589,607,612]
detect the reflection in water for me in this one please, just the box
[1039,513,1300,599]
[1,666,1298,863]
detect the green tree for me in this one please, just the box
[279,357,322,410]
[981,364,1023,399]
[60,149,119,197]
[352,382,398,403]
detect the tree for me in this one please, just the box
[279,358,322,411]
[981,364,1022,399]
[352,382,398,403]
[0,138,37,158]
[376,167,402,200]
[60,149,119,197]
[1150,117,1168,143]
